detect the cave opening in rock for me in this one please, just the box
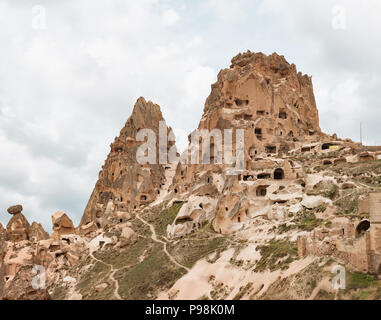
[243,175,254,181]
[274,168,284,180]
[257,173,271,179]
[265,146,276,154]
[256,186,268,197]
[279,111,287,119]
[355,220,370,238]
[322,143,335,150]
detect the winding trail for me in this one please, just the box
[136,214,190,272]
[89,251,122,300]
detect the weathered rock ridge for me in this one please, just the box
[80,97,176,231]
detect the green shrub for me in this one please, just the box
[254,239,297,272]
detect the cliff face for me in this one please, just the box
[166,51,328,237]
[80,97,176,229]
[200,51,321,154]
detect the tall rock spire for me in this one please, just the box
[80,97,176,228]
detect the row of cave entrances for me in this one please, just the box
[239,168,284,182]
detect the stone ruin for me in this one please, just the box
[298,192,381,274]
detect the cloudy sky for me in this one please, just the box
[0,0,380,231]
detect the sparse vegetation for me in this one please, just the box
[168,234,227,268]
[315,289,335,300]
[115,244,186,300]
[335,190,367,215]
[76,261,112,299]
[254,239,297,272]
[293,210,324,231]
[346,271,377,291]
[94,237,151,269]
[233,282,253,300]
[142,202,184,238]
[50,284,69,300]
[325,184,339,200]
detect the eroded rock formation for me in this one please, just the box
[80,97,176,233]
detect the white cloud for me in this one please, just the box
[206,0,247,22]
[162,8,180,26]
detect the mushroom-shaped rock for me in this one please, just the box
[6,205,31,242]
[51,211,75,239]
[7,205,23,215]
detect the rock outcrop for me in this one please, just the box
[6,205,30,242]
[80,97,177,231]
[51,211,75,239]
[168,51,328,236]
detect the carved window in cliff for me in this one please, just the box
[265,145,276,154]
[255,128,262,140]
[279,111,287,119]
[235,99,243,106]
[256,185,268,197]
[355,220,370,238]
[274,168,284,180]
[141,195,147,201]
[257,110,265,116]
[257,173,271,179]
[322,143,335,150]
[235,99,249,106]
[243,175,255,181]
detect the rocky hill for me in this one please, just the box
[2,51,381,300]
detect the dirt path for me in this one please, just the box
[136,214,190,272]
[89,251,122,300]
